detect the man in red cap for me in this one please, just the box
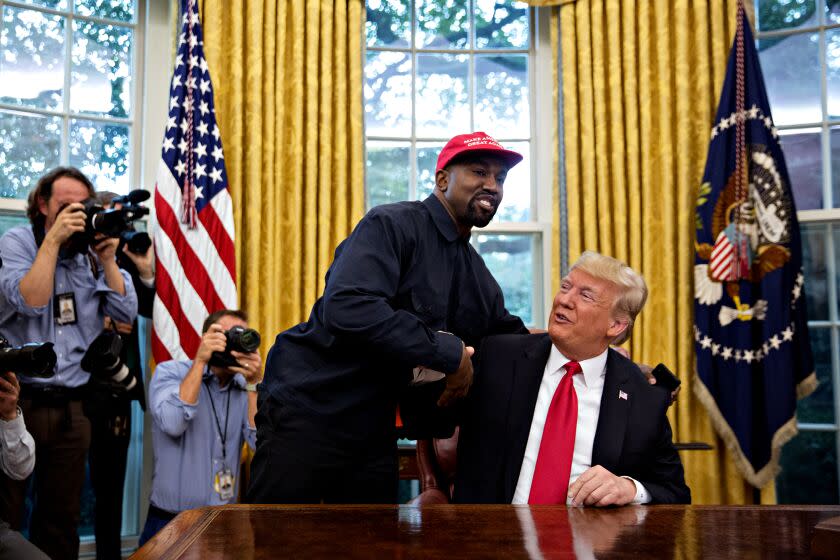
[248,132,530,504]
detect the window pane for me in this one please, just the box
[830,0,840,25]
[0,110,61,199]
[75,0,134,23]
[776,430,838,504]
[365,51,412,137]
[366,0,410,48]
[0,213,30,235]
[833,127,840,207]
[0,7,65,111]
[366,140,409,208]
[474,54,528,139]
[68,118,130,193]
[779,128,822,210]
[473,233,535,325]
[416,0,468,49]
[493,140,529,222]
[475,0,528,49]
[9,0,67,10]
[801,223,829,321]
[758,33,821,125]
[71,20,132,118]
[797,327,834,423]
[828,28,840,119]
[416,141,443,201]
[756,0,818,32]
[416,53,469,137]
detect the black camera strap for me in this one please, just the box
[203,376,231,464]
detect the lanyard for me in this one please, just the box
[203,376,232,463]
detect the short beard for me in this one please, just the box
[467,200,497,228]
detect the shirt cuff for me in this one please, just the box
[433,331,465,375]
[0,408,26,440]
[139,274,155,288]
[622,476,651,504]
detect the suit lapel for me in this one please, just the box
[502,334,553,502]
[591,350,632,472]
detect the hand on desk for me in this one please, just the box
[568,465,637,507]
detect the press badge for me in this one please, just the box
[214,467,235,500]
[54,293,77,325]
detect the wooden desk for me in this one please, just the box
[131,504,840,559]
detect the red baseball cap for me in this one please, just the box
[435,132,524,172]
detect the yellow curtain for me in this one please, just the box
[196,0,366,348]
[555,0,773,504]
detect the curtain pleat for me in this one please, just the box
[197,0,365,352]
[556,0,774,504]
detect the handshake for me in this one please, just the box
[413,342,475,408]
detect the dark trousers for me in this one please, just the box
[137,504,177,548]
[246,394,398,504]
[0,520,49,560]
[0,398,91,560]
[86,395,131,560]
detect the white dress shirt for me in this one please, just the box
[512,346,650,505]
[0,408,36,480]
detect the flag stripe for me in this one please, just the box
[155,187,229,313]
[156,166,236,297]
[152,1,236,364]
[198,199,236,282]
[154,248,203,358]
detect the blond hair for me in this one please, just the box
[570,251,647,345]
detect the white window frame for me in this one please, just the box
[0,0,145,211]
[755,0,840,502]
[364,2,555,327]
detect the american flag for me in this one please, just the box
[152,0,237,363]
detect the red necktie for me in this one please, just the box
[529,361,582,505]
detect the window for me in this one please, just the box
[0,0,146,546]
[0,0,140,204]
[364,0,554,328]
[754,0,840,503]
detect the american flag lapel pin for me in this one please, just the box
[619,390,628,400]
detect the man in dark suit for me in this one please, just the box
[455,251,690,506]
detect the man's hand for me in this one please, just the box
[43,202,86,247]
[230,350,262,384]
[195,324,228,365]
[437,345,474,407]
[567,465,637,507]
[641,365,681,405]
[92,234,119,263]
[122,244,155,281]
[0,371,21,421]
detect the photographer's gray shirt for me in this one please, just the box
[0,409,35,480]
[148,360,256,512]
[0,226,138,388]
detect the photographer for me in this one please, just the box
[84,191,154,560]
[139,310,260,547]
[0,370,48,560]
[0,167,138,560]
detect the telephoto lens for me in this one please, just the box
[0,335,56,378]
[209,326,261,368]
[81,331,136,391]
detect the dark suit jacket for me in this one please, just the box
[454,333,690,504]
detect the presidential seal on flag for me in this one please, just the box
[692,4,816,489]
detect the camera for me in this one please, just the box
[81,331,137,391]
[63,189,150,256]
[0,335,56,378]
[209,326,261,368]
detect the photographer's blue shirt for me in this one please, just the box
[148,359,256,512]
[0,225,138,388]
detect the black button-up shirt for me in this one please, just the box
[262,195,527,439]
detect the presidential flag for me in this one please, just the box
[693,5,815,488]
[152,0,237,363]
